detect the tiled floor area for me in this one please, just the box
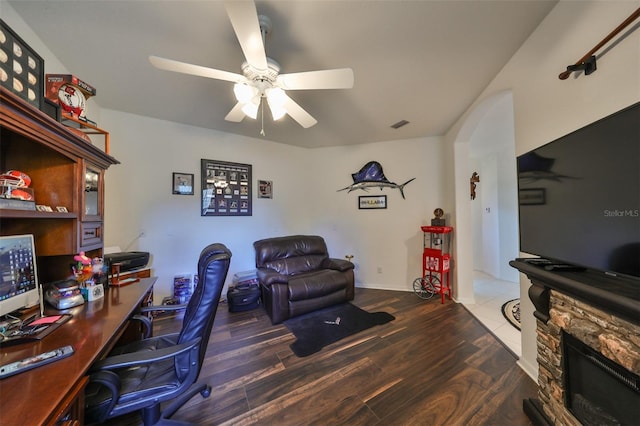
[463,271,522,357]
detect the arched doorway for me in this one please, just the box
[452,90,521,354]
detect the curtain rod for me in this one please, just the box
[559,7,640,80]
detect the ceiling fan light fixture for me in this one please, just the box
[150,2,354,130]
[241,101,259,119]
[267,99,287,120]
[266,87,286,104]
[266,87,287,120]
[234,83,257,103]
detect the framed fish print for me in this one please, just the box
[201,159,252,216]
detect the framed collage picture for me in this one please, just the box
[201,159,252,216]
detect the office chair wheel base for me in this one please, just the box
[201,385,212,398]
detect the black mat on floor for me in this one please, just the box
[501,298,521,330]
[284,302,395,357]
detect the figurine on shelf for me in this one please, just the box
[73,251,93,286]
[431,208,445,226]
[91,257,107,287]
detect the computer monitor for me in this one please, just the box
[0,234,40,317]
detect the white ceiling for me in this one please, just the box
[8,0,557,148]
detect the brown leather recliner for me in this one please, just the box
[254,235,355,324]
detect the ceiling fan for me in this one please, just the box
[149,1,354,130]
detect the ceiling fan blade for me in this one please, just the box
[225,1,268,72]
[277,68,354,90]
[149,55,245,83]
[225,102,246,122]
[282,94,317,128]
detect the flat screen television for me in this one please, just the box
[0,234,41,317]
[516,102,639,280]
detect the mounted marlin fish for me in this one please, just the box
[338,161,416,199]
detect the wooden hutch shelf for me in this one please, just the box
[61,112,110,154]
[0,87,119,281]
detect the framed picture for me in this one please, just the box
[519,188,546,205]
[359,195,387,209]
[172,172,194,195]
[258,180,273,199]
[201,159,252,216]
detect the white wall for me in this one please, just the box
[446,0,640,379]
[307,137,444,290]
[101,110,312,299]
[101,107,444,300]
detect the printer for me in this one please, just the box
[104,251,150,273]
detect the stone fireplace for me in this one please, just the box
[537,291,639,425]
[510,259,640,426]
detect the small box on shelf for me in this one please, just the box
[81,283,104,301]
[0,197,35,211]
[45,74,96,101]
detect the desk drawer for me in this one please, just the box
[80,221,102,247]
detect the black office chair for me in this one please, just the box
[84,243,232,426]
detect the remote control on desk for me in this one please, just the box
[0,345,74,379]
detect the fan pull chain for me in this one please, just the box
[260,97,266,136]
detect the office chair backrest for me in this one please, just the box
[176,243,231,379]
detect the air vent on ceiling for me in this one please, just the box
[390,120,409,129]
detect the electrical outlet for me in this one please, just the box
[377,267,382,274]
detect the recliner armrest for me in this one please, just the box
[256,268,289,286]
[323,258,355,272]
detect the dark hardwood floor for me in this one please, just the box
[115,288,537,425]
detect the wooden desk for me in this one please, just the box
[0,277,156,425]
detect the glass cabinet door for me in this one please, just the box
[83,164,102,221]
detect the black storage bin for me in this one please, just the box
[227,284,261,312]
